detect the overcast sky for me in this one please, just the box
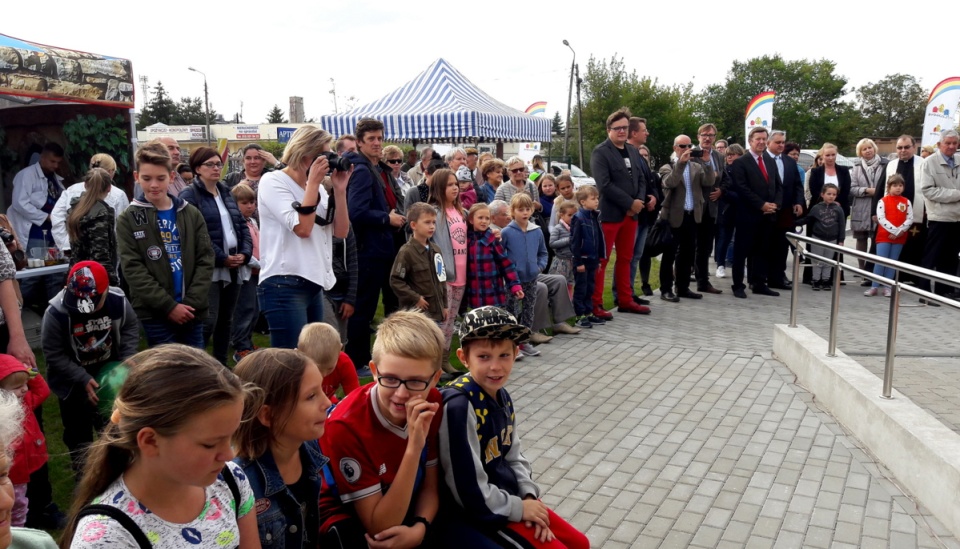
[6,1,948,132]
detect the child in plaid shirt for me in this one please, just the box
[465,203,524,309]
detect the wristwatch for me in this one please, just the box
[406,516,430,532]
[291,201,318,215]
[274,161,286,170]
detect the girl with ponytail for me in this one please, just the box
[66,167,119,285]
[60,345,263,549]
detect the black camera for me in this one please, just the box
[688,146,703,158]
[320,152,353,174]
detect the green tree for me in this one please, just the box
[171,97,211,125]
[579,54,699,170]
[266,105,287,124]
[138,81,176,128]
[697,55,859,150]
[855,74,926,138]
[551,111,564,135]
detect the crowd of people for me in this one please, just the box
[0,108,958,548]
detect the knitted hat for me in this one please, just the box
[63,261,109,314]
[458,306,531,345]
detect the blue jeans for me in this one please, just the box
[141,318,204,349]
[873,243,904,288]
[258,275,324,349]
[573,260,598,316]
[620,223,650,301]
[231,272,259,353]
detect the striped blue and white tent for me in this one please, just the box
[320,58,551,143]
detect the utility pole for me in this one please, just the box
[329,78,338,113]
[562,40,575,162]
[575,63,584,169]
[188,67,212,145]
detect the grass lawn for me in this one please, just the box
[39,251,660,530]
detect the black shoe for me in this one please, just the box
[822,282,832,291]
[733,289,747,299]
[769,280,792,290]
[920,298,941,307]
[632,295,650,306]
[860,280,873,287]
[677,289,703,299]
[660,292,680,302]
[697,285,723,294]
[641,284,653,297]
[812,281,821,291]
[752,286,780,296]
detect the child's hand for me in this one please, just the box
[576,265,585,273]
[492,228,502,240]
[534,524,556,543]
[85,379,100,405]
[521,498,549,529]
[365,524,424,549]
[167,304,196,324]
[514,289,525,299]
[405,397,439,451]
[416,297,429,311]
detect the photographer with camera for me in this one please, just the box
[344,117,406,373]
[257,126,351,349]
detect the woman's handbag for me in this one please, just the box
[645,216,674,257]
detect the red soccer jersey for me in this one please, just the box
[322,352,361,404]
[319,382,442,508]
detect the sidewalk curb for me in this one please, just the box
[773,323,960,539]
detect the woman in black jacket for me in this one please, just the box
[804,143,852,285]
[180,147,252,364]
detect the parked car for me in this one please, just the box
[798,149,855,171]
[547,162,596,188]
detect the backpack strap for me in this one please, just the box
[220,464,241,515]
[77,504,152,549]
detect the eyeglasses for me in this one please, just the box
[201,162,223,169]
[699,133,716,138]
[386,159,403,164]
[896,146,913,150]
[377,375,429,392]
[609,125,629,133]
[677,144,693,149]
[509,167,526,174]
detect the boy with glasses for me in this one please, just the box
[319,310,444,547]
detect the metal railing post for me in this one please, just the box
[881,283,902,399]
[789,239,802,328]
[826,257,842,357]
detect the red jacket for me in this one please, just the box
[5,370,49,484]
[322,352,361,404]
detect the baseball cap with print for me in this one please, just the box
[457,306,531,345]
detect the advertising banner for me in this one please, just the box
[921,77,960,148]
[744,91,775,145]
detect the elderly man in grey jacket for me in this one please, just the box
[918,128,960,303]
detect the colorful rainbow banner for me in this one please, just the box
[922,77,960,147]
[744,91,775,145]
[525,101,547,116]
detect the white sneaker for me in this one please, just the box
[519,343,541,357]
[716,265,726,278]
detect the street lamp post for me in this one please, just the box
[188,67,212,146]
[575,63,584,169]
[562,40,575,163]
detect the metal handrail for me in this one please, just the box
[785,233,960,399]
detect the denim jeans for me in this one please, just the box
[258,275,324,349]
[141,318,205,349]
[620,223,650,302]
[231,272,259,353]
[573,260,598,316]
[873,243,904,288]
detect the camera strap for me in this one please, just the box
[314,194,336,227]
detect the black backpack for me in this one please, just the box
[74,464,242,549]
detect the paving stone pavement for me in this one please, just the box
[855,356,960,435]
[505,259,960,548]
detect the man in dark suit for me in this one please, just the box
[693,123,726,294]
[766,133,805,289]
[590,107,650,316]
[730,126,783,298]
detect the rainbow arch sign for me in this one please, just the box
[744,91,775,146]
[922,77,960,147]
[525,101,547,116]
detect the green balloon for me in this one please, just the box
[95,361,128,418]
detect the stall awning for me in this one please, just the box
[320,58,551,143]
[0,33,134,108]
